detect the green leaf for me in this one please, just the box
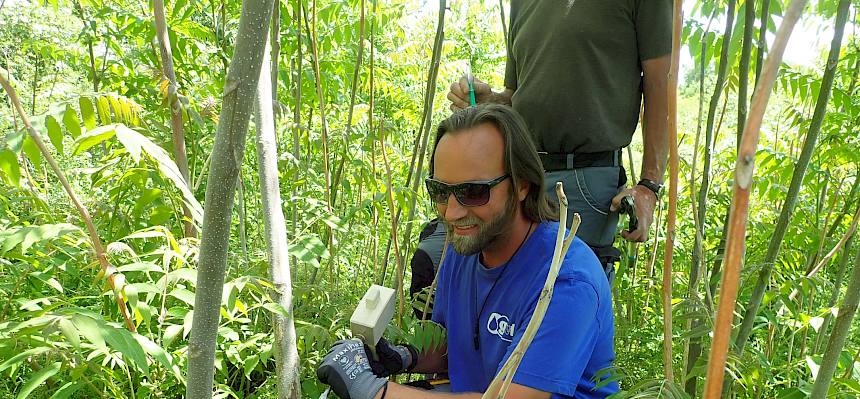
[163,324,183,348]
[0,223,80,254]
[5,129,25,152]
[62,105,81,138]
[71,314,106,351]
[243,354,259,378]
[22,134,41,168]
[169,288,195,306]
[16,361,61,399]
[58,318,80,349]
[46,115,63,156]
[79,97,97,130]
[71,125,116,156]
[0,148,20,187]
[96,96,111,123]
[113,125,203,225]
[134,334,183,382]
[49,382,82,399]
[0,347,50,373]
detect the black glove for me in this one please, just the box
[366,338,418,377]
[317,339,387,399]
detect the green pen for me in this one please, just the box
[467,73,477,107]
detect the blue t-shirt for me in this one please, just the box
[431,221,618,398]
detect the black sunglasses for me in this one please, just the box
[425,174,510,207]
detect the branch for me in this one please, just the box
[0,67,135,332]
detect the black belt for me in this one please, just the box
[538,150,621,171]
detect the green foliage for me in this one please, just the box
[0,0,859,397]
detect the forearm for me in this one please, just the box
[376,383,481,399]
[640,56,670,183]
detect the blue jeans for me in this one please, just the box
[544,166,625,282]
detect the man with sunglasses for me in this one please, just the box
[318,105,618,399]
[447,1,671,281]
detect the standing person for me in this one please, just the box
[409,219,446,320]
[448,0,671,277]
[317,105,618,399]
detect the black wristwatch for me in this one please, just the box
[637,179,663,198]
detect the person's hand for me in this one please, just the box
[317,339,387,399]
[447,75,492,111]
[366,338,417,377]
[610,185,658,242]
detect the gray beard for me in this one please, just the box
[445,196,516,256]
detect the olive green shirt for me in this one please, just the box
[505,0,672,154]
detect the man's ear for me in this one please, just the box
[517,178,529,202]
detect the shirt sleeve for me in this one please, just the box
[636,0,673,61]
[501,278,601,397]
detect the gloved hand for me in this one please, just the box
[317,339,387,399]
[366,338,418,377]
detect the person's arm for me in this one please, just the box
[640,55,670,185]
[611,54,670,242]
[318,339,550,399]
[379,381,550,399]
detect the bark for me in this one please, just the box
[816,220,858,353]
[396,0,447,318]
[153,0,196,238]
[238,178,249,263]
[734,0,851,355]
[662,0,682,382]
[291,0,302,261]
[691,0,735,312]
[737,0,755,143]
[701,0,807,396]
[754,0,771,86]
[304,0,331,211]
[185,0,274,397]
[330,0,367,204]
[255,31,301,399]
[686,3,735,393]
[0,68,135,332]
[811,241,860,397]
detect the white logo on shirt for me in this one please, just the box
[487,312,516,342]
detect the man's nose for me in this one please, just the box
[443,194,467,221]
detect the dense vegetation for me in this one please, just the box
[0,0,858,397]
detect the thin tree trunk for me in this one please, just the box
[271,0,280,115]
[498,0,507,44]
[811,240,860,397]
[153,0,196,238]
[379,123,405,318]
[254,29,301,399]
[754,0,771,86]
[734,0,851,355]
[686,3,735,393]
[304,0,331,211]
[661,0,682,382]
[701,1,807,396]
[738,0,755,144]
[185,0,274,396]
[330,0,366,205]
[291,0,302,266]
[396,0,447,317]
[238,178,249,263]
[0,68,135,332]
[816,225,858,353]
[692,0,735,309]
